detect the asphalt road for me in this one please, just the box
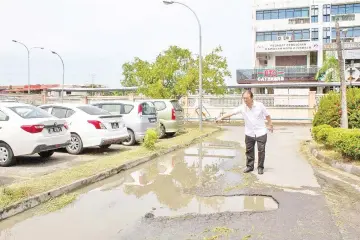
[0,126,359,240]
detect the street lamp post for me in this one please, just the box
[12,40,30,94]
[51,51,65,103]
[12,41,44,94]
[163,0,203,131]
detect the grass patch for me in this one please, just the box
[0,126,219,209]
[312,141,360,166]
[39,193,79,214]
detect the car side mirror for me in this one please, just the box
[5,116,9,121]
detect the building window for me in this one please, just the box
[279,9,286,19]
[256,29,310,42]
[256,11,263,20]
[323,27,331,43]
[311,5,318,23]
[256,7,309,20]
[332,4,360,15]
[264,10,271,20]
[311,28,319,41]
[331,26,360,39]
[323,4,331,22]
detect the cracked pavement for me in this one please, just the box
[0,126,359,240]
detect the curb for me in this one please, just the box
[308,143,360,178]
[0,127,222,221]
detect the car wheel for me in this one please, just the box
[66,133,84,155]
[38,150,54,158]
[159,124,166,139]
[122,129,136,146]
[0,142,15,167]
[100,144,111,149]
[166,132,176,137]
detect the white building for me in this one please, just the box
[237,0,360,94]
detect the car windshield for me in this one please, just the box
[10,106,53,119]
[77,106,111,115]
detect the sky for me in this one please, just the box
[0,0,253,88]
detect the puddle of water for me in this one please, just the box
[153,195,278,217]
[0,139,252,240]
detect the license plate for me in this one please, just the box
[149,118,156,123]
[48,127,62,134]
[111,122,119,129]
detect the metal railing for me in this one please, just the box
[184,94,311,108]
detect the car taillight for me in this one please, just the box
[64,122,69,130]
[171,108,176,120]
[87,120,106,129]
[21,124,44,134]
[138,104,143,115]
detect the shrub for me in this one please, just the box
[312,124,360,160]
[313,88,360,129]
[143,128,159,150]
[312,124,332,143]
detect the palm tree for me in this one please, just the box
[315,56,340,82]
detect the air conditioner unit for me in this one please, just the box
[285,35,293,41]
[277,36,284,41]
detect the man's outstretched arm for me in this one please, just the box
[216,107,240,122]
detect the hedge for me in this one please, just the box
[312,125,360,160]
[313,88,360,129]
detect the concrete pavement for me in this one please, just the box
[1,126,358,240]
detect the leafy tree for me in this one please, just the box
[315,55,340,82]
[121,45,231,99]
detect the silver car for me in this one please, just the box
[92,100,157,146]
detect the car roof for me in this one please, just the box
[147,99,177,102]
[40,103,91,108]
[91,100,140,105]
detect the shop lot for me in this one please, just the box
[0,144,136,187]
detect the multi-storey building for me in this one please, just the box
[237,0,360,94]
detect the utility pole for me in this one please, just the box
[335,20,348,129]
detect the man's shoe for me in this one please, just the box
[243,167,254,173]
[258,168,264,175]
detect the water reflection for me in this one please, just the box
[0,140,256,240]
[121,140,244,211]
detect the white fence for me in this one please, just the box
[0,93,326,122]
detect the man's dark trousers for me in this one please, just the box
[245,134,267,170]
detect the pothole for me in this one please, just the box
[147,195,278,218]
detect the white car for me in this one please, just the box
[0,103,71,167]
[39,104,129,155]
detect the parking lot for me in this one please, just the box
[0,144,135,186]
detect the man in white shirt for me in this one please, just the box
[215,90,273,175]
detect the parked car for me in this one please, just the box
[150,99,184,138]
[91,100,157,146]
[0,102,70,167]
[39,103,129,154]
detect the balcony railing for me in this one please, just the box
[288,17,310,24]
[236,66,319,82]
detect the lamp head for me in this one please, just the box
[163,1,174,5]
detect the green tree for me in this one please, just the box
[315,55,340,82]
[120,45,231,99]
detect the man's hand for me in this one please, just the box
[267,124,274,133]
[215,116,222,123]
